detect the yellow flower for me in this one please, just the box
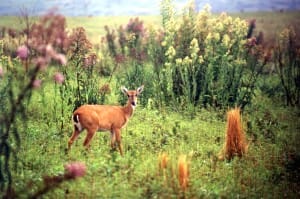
[216,22,224,32]
[222,34,231,47]
[190,38,199,59]
[206,32,212,41]
[161,41,167,47]
[199,55,204,64]
[165,62,171,68]
[213,32,220,41]
[183,56,192,65]
[175,58,183,65]
[165,46,176,60]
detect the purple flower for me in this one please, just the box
[54,53,67,66]
[32,79,42,89]
[34,57,48,70]
[45,44,55,57]
[17,45,29,60]
[64,162,86,179]
[54,72,64,84]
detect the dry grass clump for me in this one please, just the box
[219,107,248,160]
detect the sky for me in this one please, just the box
[0,0,300,16]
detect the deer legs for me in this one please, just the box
[68,129,80,150]
[68,127,123,155]
[111,128,123,155]
[83,129,97,149]
[68,127,97,150]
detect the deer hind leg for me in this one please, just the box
[68,125,81,150]
[110,131,116,150]
[83,128,97,150]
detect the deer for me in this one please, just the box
[67,85,144,155]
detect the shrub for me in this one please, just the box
[273,25,300,106]
[0,12,68,196]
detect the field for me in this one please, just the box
[1,11,299,43]
[0,6,300,199]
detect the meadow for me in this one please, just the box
[0,1,300,198]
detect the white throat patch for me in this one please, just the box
[131,104,136,110]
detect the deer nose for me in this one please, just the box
[131,101,136,106]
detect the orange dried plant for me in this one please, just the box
[219,107,248,160]
[178,155,189,191]
[158,152,169,171]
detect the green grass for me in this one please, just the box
[10,80,300,198]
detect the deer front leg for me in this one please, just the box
[115,129,123,156]
[68,128,80,150]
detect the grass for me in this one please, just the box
[10,80,300,198]
[1,10,300,198]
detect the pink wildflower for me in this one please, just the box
[114,54,126,64]
[64,162,86,179]
[17,45,29,60]
[84,57,90,68]
[45,44,55,57]
[32,79,42,89]
[54,53,67,65]
[54,72,64,84]
[34,57,48,70]
[247,37,257,47]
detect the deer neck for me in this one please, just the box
[122,101,135,118]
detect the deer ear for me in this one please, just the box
[121,86,128,95]
[136,85,144,95]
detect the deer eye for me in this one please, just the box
[127,94,130,98]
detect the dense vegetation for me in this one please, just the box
[0,0,299,198]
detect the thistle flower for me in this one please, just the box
[114,54,126,64]
[32,79,42,89]
[247,37,257,47]
[53,72,64,84]
[45,44,55,57]
[34,57,47,70]
[54,54,67,66]
[32,161,86,198]
[17,45,29,60]
[64,162,86,179]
